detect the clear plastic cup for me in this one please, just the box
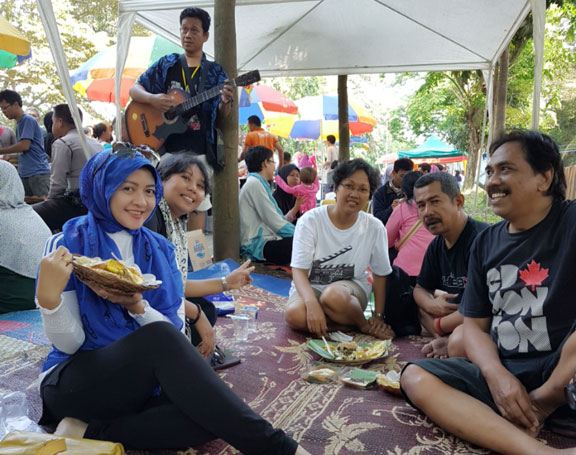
[241,306,258,332]
[231,314,250,341]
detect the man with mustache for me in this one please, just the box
[412,172,487,358]
[401,131,576,454]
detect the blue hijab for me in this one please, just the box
[43,150,183,371]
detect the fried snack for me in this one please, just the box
[301,365,339,383]
[376,371,401,395]
[331,340,388,362]
[71,255,159,294]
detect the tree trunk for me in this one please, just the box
[463,107,483,192]
[492,46,509,140]
[337,75,350,161]
[213,0,239,261]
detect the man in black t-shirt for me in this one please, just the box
[129,7,234,231]
[413,172,488,358]
[402,131,576,455]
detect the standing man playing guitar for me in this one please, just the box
[129,7,234,231]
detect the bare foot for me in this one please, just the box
[421,337,448,358]
[54,417,88,439]
[359,321,394,340]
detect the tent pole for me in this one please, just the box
[36,0,90,161]
[531,0,546,129]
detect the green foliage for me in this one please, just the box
[463,188,502,225]
[268,76,325,101]
[0,0,107,121]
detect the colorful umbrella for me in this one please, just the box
[0,15,31,69]
[239,84,298,124]
[269,95,376,140]
[70,36,182,106]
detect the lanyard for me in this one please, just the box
[181,65,200,92]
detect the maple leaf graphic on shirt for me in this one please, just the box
[519,260,549,291]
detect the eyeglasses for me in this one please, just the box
[0,103,12,112]
[92,142,160,178]
[266,158,275,164]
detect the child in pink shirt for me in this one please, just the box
[274,166,319,215]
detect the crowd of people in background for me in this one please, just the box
[1,6,575,455]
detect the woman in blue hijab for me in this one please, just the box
[36,146,310,455]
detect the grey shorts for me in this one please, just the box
[288,280,368,310]
[402,321,576,416]
[22,173,50,197]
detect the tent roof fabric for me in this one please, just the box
[118,0,532,77]
[399,135,463,159]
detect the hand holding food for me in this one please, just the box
[71,254,161,294]
[37,246,74,310]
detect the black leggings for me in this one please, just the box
[40,322,297,454]
[263,237,293,266]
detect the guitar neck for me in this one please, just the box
[181,83,228,112]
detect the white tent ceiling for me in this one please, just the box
[118,0,532,77]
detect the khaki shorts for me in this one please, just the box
[288,280,368,310]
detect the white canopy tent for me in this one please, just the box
[36,0,546,158]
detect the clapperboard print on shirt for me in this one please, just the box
[308,246,355,285]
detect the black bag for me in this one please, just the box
[384,266,421,337]
[206,127,226,172]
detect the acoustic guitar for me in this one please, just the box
[125,70,260,151]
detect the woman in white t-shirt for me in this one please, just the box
[285,159,394,339]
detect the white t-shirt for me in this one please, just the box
[290,205,392,299]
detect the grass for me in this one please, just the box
[463,188,502,225]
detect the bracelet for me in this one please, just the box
[434,317,445,336]
[189,302,202,325]
[373,312,383,318]
[221,276,228,292]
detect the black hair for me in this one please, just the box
[414,171,461,200]
[245,146,273,173]
[43,111,53,131]
[156,153,211,194]
[326,135,336,145]
[332,158,380,198]
[489,130,565,202]
[180,7,211,33]
[0,89,22,107]
[401,171,423,202]
[393,158,414,173]
[418,163,431,173]
[330,159,339,170]
[436,164,444,172]
[53,104,83,127]
[283,151,291,163]
[92,122,110,139]
[247,115,262,127]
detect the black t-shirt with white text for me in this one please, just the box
[462,201,576,360]
[417,216,488,304]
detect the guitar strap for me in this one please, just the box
[180,54,210,96]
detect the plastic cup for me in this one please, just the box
[231,314,250,341]
[241,306,259,332]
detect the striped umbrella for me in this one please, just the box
[0,15,31,68]
[239,84,298,124]
[269,95,376,140]
[70,36,182,106]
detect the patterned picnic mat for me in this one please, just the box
[0,291,574,454]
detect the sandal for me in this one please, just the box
[208,345,241,371]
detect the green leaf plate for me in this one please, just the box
[306,339,390,365]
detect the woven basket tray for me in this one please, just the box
[71,255,160,294]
